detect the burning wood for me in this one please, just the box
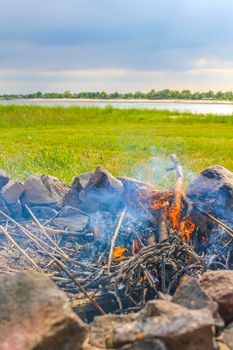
[107,207,126,270]
[78,234,206,315]
[0,159,232,330]
[138,187,195,242]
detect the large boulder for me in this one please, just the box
[52,215,89,232]
[0,170,10,189]
[187,165,233,225]
[8,201,23,219]
[139,299,192,319]
[1,180,24,219]
[119,176,155,211]
[72,172,94,192]
[119,177,174,226]
[1,180,24,205]
[79,167,124,213]
[52,206,89,232]
[199,270,233,324]
[0,195,10,221]
[63,172,93,208]
[41,174,69,207]
[22,175,62,209]
[172,277,219,314]
[110,300,215,350]
[0,271,87,350]
[172,277,223,330]
[119,176,154,198]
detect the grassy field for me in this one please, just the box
[0,105,232,184]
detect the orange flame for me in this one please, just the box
[179,218,195,241]
[113,246,128,262]
[168,191,182,229]
[139,189,195,242]
[167,191,195,241]
[151,194,170,210]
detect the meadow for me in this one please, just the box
[0,105,232,184]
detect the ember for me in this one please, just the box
[113,246,128,262]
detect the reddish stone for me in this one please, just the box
[199,270,233,324]
[0,271,87,350]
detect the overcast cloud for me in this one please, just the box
[1,0,233,93]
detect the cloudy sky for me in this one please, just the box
[1,0,233,93]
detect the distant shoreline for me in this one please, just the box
[1,98,232,105]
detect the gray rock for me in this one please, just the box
[8,200,23,219]
[0,170,9,189]
[119,176,161,224]
[1,181,24,219]
[52,214,89,232]
[0,271,87,350]
[119,176,155,202]
[52,205,89,231]
[139,300,191,319]
[41,174,69,206]
[79,167,124,213]
[30,206,58,220]
[187,165,233,225]
[63,189,81,208]
[72,172,94,191]
[223,323,233,350]
[119,339,167,350]
[89,313,138,349]
[22,175,58,207]
[172,277,217,311]
[172,277,224,330]
[1,180,24,205]
[199,270,233,324]
[63,172,93,208]
[0,195,10,221]
[111,302,215,350]
[59,205,84,217]
[119,176,153,190]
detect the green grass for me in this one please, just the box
[0,105,232,184]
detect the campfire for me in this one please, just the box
[0,157,232,349]
[0,155,233,350]
[0,155,233,349]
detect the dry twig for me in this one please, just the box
[25,204,69,259]
[0,225,41,271]
[198,209,233,238]
[107,207,126,271]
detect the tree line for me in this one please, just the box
[1,89,233,100]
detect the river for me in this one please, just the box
[0,99,233,115]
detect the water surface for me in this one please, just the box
[0,99,233,115]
